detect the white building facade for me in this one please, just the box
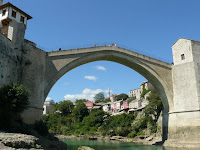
[43,98,55,115]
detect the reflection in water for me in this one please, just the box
[61,139,199,150]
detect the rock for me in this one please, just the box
[0,133,40,149]
[145,135,154,141]
[78,146,95,150]
[110,136,124,140]
[0,133,67,150]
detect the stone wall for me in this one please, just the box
[20,40,46,124]
[0,32,21,87]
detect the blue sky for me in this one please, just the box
[4,0,200,102]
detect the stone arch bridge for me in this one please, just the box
[1,35,200,144]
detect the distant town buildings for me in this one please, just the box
[84,81,153,116]
[129,81,154,98]
[43,81,153,116]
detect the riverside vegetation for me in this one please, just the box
[43,89,163,139]
[0,83,67,149]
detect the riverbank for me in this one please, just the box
[56,134,162,146]
[57,134,200,149]
[0,132,67,150]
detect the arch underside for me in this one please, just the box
[45,50,172,112]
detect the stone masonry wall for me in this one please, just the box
[21,40,46,124]
[0,32,21,87]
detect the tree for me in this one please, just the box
[75,99,87,105]
[0,83,30,129]
[144,89,163,122]
[94,92,105,103]
[104,98,111,103]
[72,102,89,122]
[116,93,128,100]
[53,100,74,116]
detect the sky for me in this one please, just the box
[4,0,200,102]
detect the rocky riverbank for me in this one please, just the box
[0,132,67,150]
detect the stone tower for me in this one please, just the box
[0,2,32,46]
[170,38,200,141]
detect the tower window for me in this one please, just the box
[181,54,185,60]
[11,10,16,18]
[2,9,6,16]
[20,16,25,23]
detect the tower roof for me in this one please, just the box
[0,2,32,19]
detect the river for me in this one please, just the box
[61,139,199,150]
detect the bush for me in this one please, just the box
[0,83,30,129]
[128,131,137,137]
[33,120,49,136]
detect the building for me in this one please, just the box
[129,81,154,99]
[129,99,149,110]
[129,88,141,99]
[112,100,123,113]
[0,1,32,42]
[43,98,55,115]
[110,94,117,102]
[85,101,95,109]
[129,99,141,109]
[102,102,112,113]
[120,100,129,110]
[140,81,154,91]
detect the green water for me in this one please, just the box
[61,139,199,150]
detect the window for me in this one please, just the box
[11,10,16,18]
[2,9,6,16]
[181,54,185,60]
[20,16,25,23]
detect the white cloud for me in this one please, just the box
[64,88,107,101]
[84,76,97,81]
[96,66,106,71]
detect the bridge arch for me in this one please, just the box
[45,47,173,113]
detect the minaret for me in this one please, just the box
[107,88,110,98]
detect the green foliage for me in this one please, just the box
[145,89,163,122]
[75,99,87,105]
[128,130,137,137]
[116,93,128,100]
[72,102,89,122]
[0,83,30,129]
[43,113,63,134]
[100,113,134,136]
[33,120,49,136]
[42,89,163,138]
[104,98,111,103]
[130,89,163,136]
[53,100,74,116]
[140,84,150,98]
[94,92,105,103]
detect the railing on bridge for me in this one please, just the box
[30,41,171,63]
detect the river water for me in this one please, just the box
[61,139,199,150]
